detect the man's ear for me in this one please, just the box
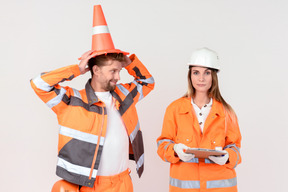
[92,65,100,75]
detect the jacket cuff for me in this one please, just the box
[225,148,239,169]
[165,144,180,163]
[125,54,140,71]
[70,64,81,78]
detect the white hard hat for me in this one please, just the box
[187,47,220,70]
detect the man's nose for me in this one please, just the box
[115,72,120,81]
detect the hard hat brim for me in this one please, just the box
[91,49,129,56]
[187,64,220,71]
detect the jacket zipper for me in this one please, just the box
[89,105,105,180]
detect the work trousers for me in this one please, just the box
[80,169,133,192]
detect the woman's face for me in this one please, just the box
[190,66,212,94]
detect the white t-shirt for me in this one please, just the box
[191,98,213,133]
[95,91,129,176]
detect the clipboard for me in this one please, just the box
[185,148,226,159]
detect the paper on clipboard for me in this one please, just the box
[185,148,226,159]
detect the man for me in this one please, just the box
[31,5,154,192]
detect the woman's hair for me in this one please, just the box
[184,66,236,119]
[88,53,125,76]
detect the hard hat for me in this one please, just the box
[187,47,220,70]
[91,5,129,56]
[51,180,79,192]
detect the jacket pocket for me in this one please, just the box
[175,135,193,146]
[210,134,225,150]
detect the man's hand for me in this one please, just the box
[122,55,132,68]
[78,50,98,75]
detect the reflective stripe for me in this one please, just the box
[59,125,105,145]
[32,74,53,92]
[224,144,240,168]
[164,143,170,150]
[57,157,97,178]
[170,177,200,189]
[131,77,154,101]
[157,139,174,148]
[158,139,175,162]
[184,158,199,163]
[180,158,213,163]
[205,158,215,164]
[224,144,240,153]
[230,147,239,169]
[132,81,144,101]
[46,88,67,108]
[72,88,82,100]
[136,153,144,171]
[92,25,110,35]
[129,121,140,143]
[116,84,129,96]
[207,177,237,189]
[140,77,154,84]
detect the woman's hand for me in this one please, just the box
[208,150,229,165]
[173,143,195,162]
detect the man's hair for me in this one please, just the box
[88,53,125,76]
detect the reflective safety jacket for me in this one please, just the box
[157,97,241,192]
[31,54,154,188]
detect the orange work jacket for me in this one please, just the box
[157,97,241,192]
[31,54,154,188]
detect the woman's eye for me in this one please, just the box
[193,72,198,75]
[205,71,211,75]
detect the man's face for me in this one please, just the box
[94,60,122,92]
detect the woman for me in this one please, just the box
[157,47,241,192]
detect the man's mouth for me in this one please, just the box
[110,80,117,85]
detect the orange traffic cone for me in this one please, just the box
[51,180,79,192]
[91,5,129,56]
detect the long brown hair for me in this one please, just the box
[184,66,237,120]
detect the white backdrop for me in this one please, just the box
[1,0,288,191]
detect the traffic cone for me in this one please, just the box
[91,5,129,56]
[51,180,79,192]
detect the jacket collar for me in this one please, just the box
[85,79,99,105]
[179,97,193,114]
[179,97,225,117]
[85,79,122,106]
[209,99,225,117]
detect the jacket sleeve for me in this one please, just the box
[157,104,180,164]
[224,113,242,169]
[30,65,81,114]
[117,54,155,103]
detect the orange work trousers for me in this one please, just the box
[80,169,133,192]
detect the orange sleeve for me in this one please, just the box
[157,103,180,163]
[224,113,242,169]
[30,65,81,114]
[118,54,155,102]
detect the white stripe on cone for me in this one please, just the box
[92,25,110,35]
